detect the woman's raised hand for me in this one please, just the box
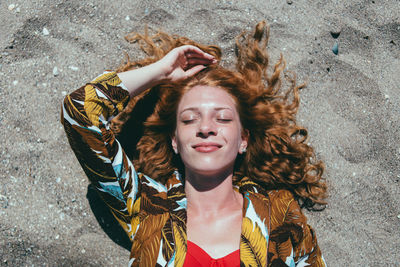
[118,45,216,97]
[157,45,217,82]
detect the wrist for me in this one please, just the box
[149,61,168,83]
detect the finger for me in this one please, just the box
[187,58,216,66]
[185,65,206,77]
[185,52,215,60]
[189,52,215,61]
[181,45,215,60]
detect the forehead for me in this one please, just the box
[178,85,237,111]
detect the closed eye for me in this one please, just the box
[182,119,196,124]
[217,119,232,123]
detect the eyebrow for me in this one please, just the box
[179,107,233,114]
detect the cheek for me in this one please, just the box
[221,127,242,148]
[174,126,192,148]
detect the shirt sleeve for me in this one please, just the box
[61,71,141,240]
[282,199,326,267]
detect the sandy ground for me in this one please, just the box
[0,0,399,266]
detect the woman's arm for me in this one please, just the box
[117,45,216,97]
[61,45,215,240]
[61,72,136,238]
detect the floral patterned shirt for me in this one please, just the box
[61,72,326,266]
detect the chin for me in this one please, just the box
[186,161,234,177]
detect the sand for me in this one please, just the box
[0,0,399,266]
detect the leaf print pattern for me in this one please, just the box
[130,213,169,266]
[61,72,326,266]
[269,223,303,265]
[240,217,268,266]
[160,218,175,263]
[172,219,187,266]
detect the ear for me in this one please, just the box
[239,129,249,154]
[171,135,178,154]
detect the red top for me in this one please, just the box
[182,241,240,267]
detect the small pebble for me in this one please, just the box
[330,30,341,39]
[55,235,60,240]
[286,0,293,4]
[81,249,86,254]
[16,7,20,13]
[69,66,79,71]
[42,27,49,36]
[397,214,400,219]
[329,19,342,39]
[125,15,130,21]
[332,42,339,55]
[61,91,67,96]
[8,4,15,11]
[53,67,59,76]
[384,94,389,99]
[56,177,61,183]
[13,80,18,86]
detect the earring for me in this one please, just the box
[241,147,247,153]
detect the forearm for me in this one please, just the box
[117,45,216,97]
[61,73,139,229]
[117,61,166,97]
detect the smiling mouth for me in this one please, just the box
[192,143,222,153]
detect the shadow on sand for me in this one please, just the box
[86,185,132,251]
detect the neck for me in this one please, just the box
[184,169,242,216]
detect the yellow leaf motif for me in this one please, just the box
[127,196,141,216]
[91,72,121,85]
[240,217,268,267]
[84,85,103,127]
[172,221,187,267]
[269,190,294,226]
[104,74,123,87]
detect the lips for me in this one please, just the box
[192,142,222,153]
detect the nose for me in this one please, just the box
[196,118,217,138]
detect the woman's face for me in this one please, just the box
[172,85,248,177]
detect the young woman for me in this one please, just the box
[61,21,327,266]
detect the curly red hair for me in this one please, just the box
[112,21,327,209]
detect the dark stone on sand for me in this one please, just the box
[330,31,341,39]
